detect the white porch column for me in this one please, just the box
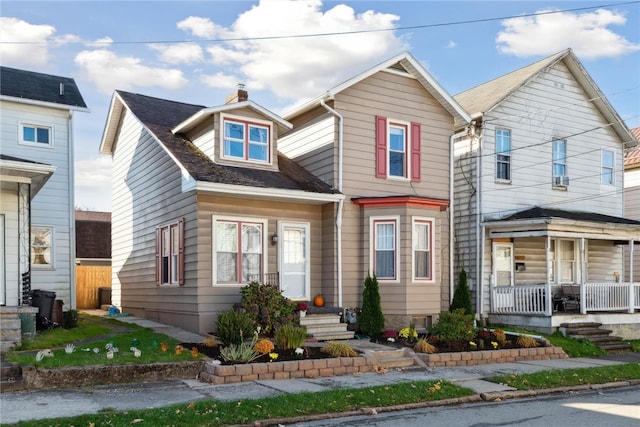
[580,237,586,314]
[629,240,635,314]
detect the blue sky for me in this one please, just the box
[2,0,639,212]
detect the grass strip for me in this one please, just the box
[13,380,474,427]
[491,362,640,390]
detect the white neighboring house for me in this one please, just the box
[625,127,640,283]
[452,49,640,340]
[0,67,88,326]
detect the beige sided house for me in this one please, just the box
[280,52,471,330]
[453,49,640,341]
[100,89,342,335]
[624,127,640,284]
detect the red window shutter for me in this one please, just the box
[155,227,161,285]
[410,121,421,182]
[178,219,185,286]
[375,116,387,178]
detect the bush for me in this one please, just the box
[321,341,358,357]
[216,309,255,346]
[413,338,437,354]
[62,310,79,329]
[450,267,473,315]
[516,334,539,348]
[239,282,296,335]
[429,309,476,341]
[253,339,275,355]
[273,323,308,350]
[359,273,384,336]
[220,334,261,364]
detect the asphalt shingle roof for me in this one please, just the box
[1,66,87,109]
[117,91,338,195]
[501,206,640,226]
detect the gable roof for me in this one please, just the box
[0,66,88,111]
[454,49,633,145]
[625,127,640,169]
[284,51,471,125]
[100,91,340,201]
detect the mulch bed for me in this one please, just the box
[179,343,333,364]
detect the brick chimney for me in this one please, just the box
[225,83,248,104]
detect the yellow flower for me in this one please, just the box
[269,352,278,362]
[491,341,499,349]
[469,341,477,348]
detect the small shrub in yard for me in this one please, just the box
[253,338,275,355]
[413,338,437,354]
[273,323,307,350]
[216,309,255,346]
[449,267,473,315]
[220,332,261,363]
[429,309,476,341]
[321,341,358,357]
[359,273,385,336]
[493,329,507,346]
[239,282,296,335]
[516,334,539,348]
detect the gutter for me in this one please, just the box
[320,99,344,308]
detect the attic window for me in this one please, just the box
[221,114,271,164]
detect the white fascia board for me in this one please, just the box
[0,95,90,113]
[99,92,124,155]
[172,101,292,134]
[193,181,344,204]
[0,159,56,175]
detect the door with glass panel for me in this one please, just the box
[493,243,514,308]
[278,222,310,300]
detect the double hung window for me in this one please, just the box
[215,218,264,284]
[375,116,421,181]
[31,226,53,268]
[553,139,567,177]
[495,128,511,180]
[601,149,614,185]
[413,218,433,281]
[156,220,184,285]
[371,218,398,280]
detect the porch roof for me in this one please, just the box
[483,206,640,240]
[0,154,55,197]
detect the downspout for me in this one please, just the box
[449,127,470,304]
[68,111,77,310]
[320,99,344,307]
[475,119,483,319]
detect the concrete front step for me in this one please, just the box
[560,322,603,329]
[305,323,350,334]
[299,314,342,326]
[576,335,624,344]
[377,356,416,369]
[600,342,633,353]
[308,330,355,341]
[566,328,613,336]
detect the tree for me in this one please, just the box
[359,273,385,336]
[450,267,473,315]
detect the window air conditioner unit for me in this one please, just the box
[553,175,569,186]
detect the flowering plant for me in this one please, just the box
[269,352,279,362]
[491,341,499,349]
[399,327,418,340]
[296,302,309,311]
[469,341,477,349]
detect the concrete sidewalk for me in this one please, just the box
[1,312,637,425]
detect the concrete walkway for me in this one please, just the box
[1,312,638,425]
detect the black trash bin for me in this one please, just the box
[31,289,56,329]
[98,287,112,308]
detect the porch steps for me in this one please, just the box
[560,322,632,353]
[300,313,354,341]
[370,348,417,370]
[0,312,22,353]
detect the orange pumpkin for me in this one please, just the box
[314,294,325,307]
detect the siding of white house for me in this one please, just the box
[0,192,19,305]
[0,100,75,306]
[624,168,640,281]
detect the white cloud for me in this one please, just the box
[180,0,407,100]
[177,16,227,39]
[201,72,243,89]
[497,8,640,59]
[75,156,112,212]
[0,17,56,66]
[150,42,204,64]
[446,40,457,49]
[85,37,114,48]
[75,49,187,93]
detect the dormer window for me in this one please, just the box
[221,114,271,163]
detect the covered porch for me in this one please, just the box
[483,207,640,339]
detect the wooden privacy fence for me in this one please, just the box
[76,265,112,309]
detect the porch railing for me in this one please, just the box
[247,272,279,286]
[491,284,550,315]
[491,282,640,315]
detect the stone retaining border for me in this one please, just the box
[198,346,569,385]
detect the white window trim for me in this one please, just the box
[386,119,411,181]
[601,148,615,186]
[550,238,579,284]
[369,215,400,283]
[158,221,181,287]
[495,127,511,183]
[19,122,54,148]
[552,139,567,177]
[219,113,273,165]
[212,214,268,286]
[31,225,55,270]
[412,217,435,283]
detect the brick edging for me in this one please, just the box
[198,346,569,384]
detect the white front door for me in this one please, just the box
[278,222,310,301]
[493,243,514,287]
